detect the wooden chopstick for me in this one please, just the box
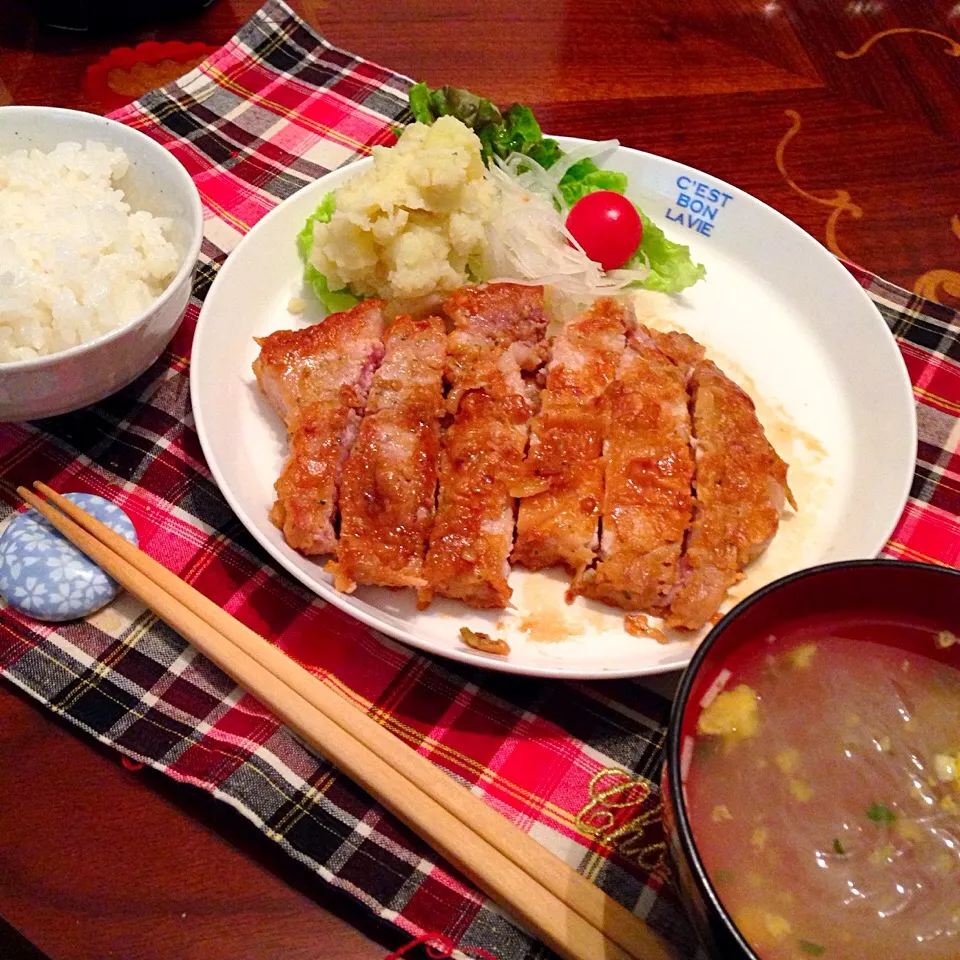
[34,481,668,959]
[24,483,674,960]
[20,487,619,960]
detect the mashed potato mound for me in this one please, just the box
[309,116,495,301]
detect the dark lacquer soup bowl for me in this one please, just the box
[662,560,960,960]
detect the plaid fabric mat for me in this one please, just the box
[1,3,959,957]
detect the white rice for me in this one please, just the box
[0,140,180,363]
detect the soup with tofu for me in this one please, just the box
[687,617,960,960]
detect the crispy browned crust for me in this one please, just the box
[443,283,549,410]
[253,300,387,421]
[269,403,354,554]
[334,316,447,589]
[665,359,794,630]
[443,283,548,372]
[421,386,532,608]
[421,284,547,609]
[570,332,695,610]
[252,300,386,555]
[254,286,793,631]
[512,298,626,574]
[511,413,606,574]
[645,327,706,373]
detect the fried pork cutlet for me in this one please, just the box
[647,327,708,374]
[570,326,700,610]
[330,315,447,591]
[421,284,547,609]
[253,300,386,555]
[665,359,796,630]
[512,298,626,575]
[443,281,549,408]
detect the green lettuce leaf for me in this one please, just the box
[629,208,707,294]
[409,82,503,132]
[487,104,544,160]
[408,82,546,166]
[526,137,563,170]
[297,192,360,313]
[302,263,360,313]
[297,191,336,261]
[408,81,436,124]
[558,158,628,207]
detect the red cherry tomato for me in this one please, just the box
[565,191,643,271]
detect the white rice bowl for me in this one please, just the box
[0,140,180,363]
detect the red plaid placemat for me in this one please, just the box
[842,264,960,568]
[1,4,958,958]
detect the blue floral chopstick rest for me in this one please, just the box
[0,493,138,622]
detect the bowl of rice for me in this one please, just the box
[0,106,203,421]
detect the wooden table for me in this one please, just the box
[0,2,958,957]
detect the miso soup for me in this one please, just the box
[687,617,960,960]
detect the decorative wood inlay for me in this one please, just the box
[774,109,863,263]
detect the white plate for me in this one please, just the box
[191,138,916,680]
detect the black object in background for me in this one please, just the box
[35,0,220,32]
[0,915,51,960]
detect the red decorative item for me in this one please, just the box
[384,933,500,960]
[83,40,218,113]
[384,933,455,959]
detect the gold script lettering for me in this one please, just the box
[575,768,668,878]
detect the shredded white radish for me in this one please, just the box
[540,139,619,187]
[494,152,565,209]
[494,139,620,210]
[480,153,649,305]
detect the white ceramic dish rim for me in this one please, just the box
[0,106,205,373]
[191,139,917,680]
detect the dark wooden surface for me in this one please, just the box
[1,2,959,957]
[0,684,401,960]
[2,0,960,300]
